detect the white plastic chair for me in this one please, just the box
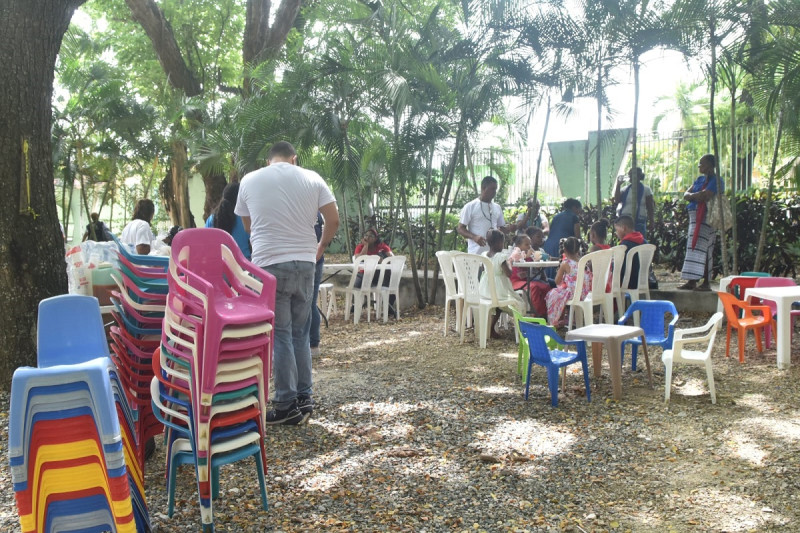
[436,250,464,336]
[343,255,380,324]
[621,244,657,306]
[453,253,523,349]
[604,245,628,323]
[663,312,723,405]
[375,255,406,322]
[318,282,336,320]
[566,248,614,329]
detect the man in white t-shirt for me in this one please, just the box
[457,175,526,254]
[235,141,339,425]
[614,167,655,239]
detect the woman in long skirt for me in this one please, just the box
[678,154,722,292]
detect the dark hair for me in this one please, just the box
[212,182,239,235]
[365,227,382,244]
[590,220,609,242]
[480,175,498,189]
[90,212,100,222]
[164,225,183,245]
[525,226,544,240]
[701,153,716,168]
[512,234,530,247]
[614,215,634,230]
[268,141,297,160]
[563,236,581,255]
[628,167,645,180]
[486,229,505,247]
[132,199,155,223]
[563,198,582,211]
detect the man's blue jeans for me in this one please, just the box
[263,260,315,410]
[310,256,324,348]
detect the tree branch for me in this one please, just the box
[124,0,202,97]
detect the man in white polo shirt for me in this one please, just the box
[457,175,526,254]
[236,141,339,425]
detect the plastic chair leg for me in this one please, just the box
[705,360,716,404]
[580,358,591,403]
[738,329,746,363]
[631,344,639,371]
[443,301,451,336]
[663,358,673,403]
[546,366,560,407]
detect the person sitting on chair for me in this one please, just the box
[353,228,396,315]
[614,215,646,289]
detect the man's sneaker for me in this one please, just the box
[297,395,314,422]
[265,404,304,425]
[310,345,321,357]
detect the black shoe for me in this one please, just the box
[297,395,314,422]
[265,404,304,425]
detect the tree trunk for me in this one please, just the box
[729,85,739,273]
[754,107,783,271]
[630,59,640,222]
[203,173,228,222]
[170,140,194,228]
[595,64,603,208]
[533,96,551,202]
[0,0,84,384]
[708,15,728,276]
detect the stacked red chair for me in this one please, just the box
[108,234,169,468]
[8,294,150,532]
[153,228,275,532]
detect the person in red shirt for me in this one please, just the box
[353,228,396,314]
[614,215,646,289]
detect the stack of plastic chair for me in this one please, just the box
[8,294,150,532]
[107,234,169,469]
[158,228,274,531]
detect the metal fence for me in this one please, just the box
[377,123,790,221]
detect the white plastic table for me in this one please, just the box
[744,286,800,369]
[566,324,652,400]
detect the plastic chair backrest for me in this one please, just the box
[455,253,500,306]
[609,245,627,293]
[109,232,169,268]
[752,277,797,314]
[727,276,760,299]
[573,248,614,304]
[378,255,406,290]
[673,312,723,360]
[741,271,770,277]
[622,300,678,342]
[717,291,750,323]
[436,251,459,296]
[37,295,110,368]
[621,244,656,291]
[517,321,562,365]
[348,255,380,290]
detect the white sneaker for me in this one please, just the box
[310,346,321,357]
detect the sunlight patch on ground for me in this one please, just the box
[342,400,420,417]
[726,430,768,465]
[495,350,517,360]
[358,331,422,349]
[472,385,518,396]
[734,393,771,412]
[678,487,787,531]
[738,416,800,443]
[469,419,575,459]
[672,376,713,398]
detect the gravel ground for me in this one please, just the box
[2,300,799,532]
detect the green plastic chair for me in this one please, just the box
[511,308,560,383]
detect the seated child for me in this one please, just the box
[588,220,611,252]
[545,237,590,327]
[511,231,551,317]
[480,230,526,338]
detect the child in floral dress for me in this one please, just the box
[546,237,589,327]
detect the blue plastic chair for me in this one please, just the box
[618,300,679,371]
[110,232,169,268]
[37,294,110,368]
[517,321,591,406]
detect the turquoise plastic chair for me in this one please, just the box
[517,321,591,406]
[618,300,679,371]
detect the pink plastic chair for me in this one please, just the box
[168,228,276,408]
[750,277,799,348]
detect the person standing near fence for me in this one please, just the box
[677,154,720,292]
[457,175,527,254]
[614,167,655,239]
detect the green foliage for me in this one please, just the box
[649,192,800,278]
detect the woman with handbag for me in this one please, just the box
[677,154,723,292]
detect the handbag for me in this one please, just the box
[706,178,733,232]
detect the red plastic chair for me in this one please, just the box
[717,291,774,363]
[727,276,760,300]
[750,277,800,348]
